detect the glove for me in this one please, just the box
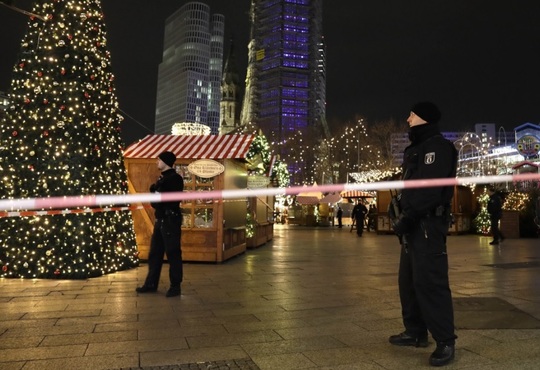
[392,212,415,235]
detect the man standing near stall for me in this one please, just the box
[351,199,368,237]
[136,151,184,297]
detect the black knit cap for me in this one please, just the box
[411,101,441,124]
[158,151,176,167]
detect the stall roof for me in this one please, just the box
[124,134,255,160]
[340,190,375,198]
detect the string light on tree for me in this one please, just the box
[0,0,138,279]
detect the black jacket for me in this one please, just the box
[399,123,457,219]
[150,168,184,219]
[352,203,368,220]
[487,193,503,219]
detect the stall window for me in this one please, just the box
[176,164,215,229]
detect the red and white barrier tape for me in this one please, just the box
[0,198,245,218]
[0,173,538,216]
[0,205,147,218]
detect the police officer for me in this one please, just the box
[351,199,368,236]
[389,102,458,367]
[136,151,184,297]
[487,186,504,245]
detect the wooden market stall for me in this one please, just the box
[124,134,258,262]
[376,185,473,235]
[246,174,275,248]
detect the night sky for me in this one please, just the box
[1,0,540,145]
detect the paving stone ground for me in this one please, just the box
[116,358,260,370]
[2,226,540,369]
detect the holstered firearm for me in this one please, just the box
[388,189,408,249]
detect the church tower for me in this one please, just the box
[219,40,241,134]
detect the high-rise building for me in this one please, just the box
[242,0,327,142]
[155,2,224,135]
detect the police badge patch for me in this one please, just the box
[425,152,435,164]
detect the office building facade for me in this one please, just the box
[155,2,224,134]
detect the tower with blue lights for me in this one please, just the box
[243,0,327,182]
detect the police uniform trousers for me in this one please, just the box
[144,216,183,288]
[490,216,503,241]
[355,216,365,236]
[398,215,456,344]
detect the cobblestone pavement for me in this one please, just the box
[2,226,540,369]
[115,358,260,370]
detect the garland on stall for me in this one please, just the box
[245,133,290,238]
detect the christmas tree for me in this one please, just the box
[473,191,491,234]
[0,0,139,278]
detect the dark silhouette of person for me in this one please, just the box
[336,206,343,228]
[367,204,377,231]
[487,186,504,245]
[351,200,368,236]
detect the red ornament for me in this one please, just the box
[95,122,100,127]
[12,131,17,137]
[68,34,73,40]
[19,62,25,68]
[96,42,101,47]
[43,99,48,104]
[60,105,66,110]
[24,98,30,104]
[61,68,66,75]
[94,145,100,151]
[48,14,53,20]
[90,75,96,80]
[37,71,43,77]
[84,92,90,98]
[43,130,49,137]
[2,265,7,272]
[29,165,34,171]
[116,126,121,132]
[54,269,61,275]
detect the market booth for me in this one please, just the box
[376,186,473,235]
[124,134,256,262]
[246,175,274,248]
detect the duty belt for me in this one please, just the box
[425,205,449,217]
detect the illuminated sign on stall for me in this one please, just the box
[516,135,540,158]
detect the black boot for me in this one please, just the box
[389,332,429,347]
[166,287,181,297]
[135,285,157,293]
[429,343,455,366]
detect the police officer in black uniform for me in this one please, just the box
[487,186,504,245]
[389,102,458,367]
[136,151,184,297]
[352,199,368,236]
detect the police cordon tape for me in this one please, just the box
[0,173,539,217]
[0,205,148,218]
[0,199,246,218]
